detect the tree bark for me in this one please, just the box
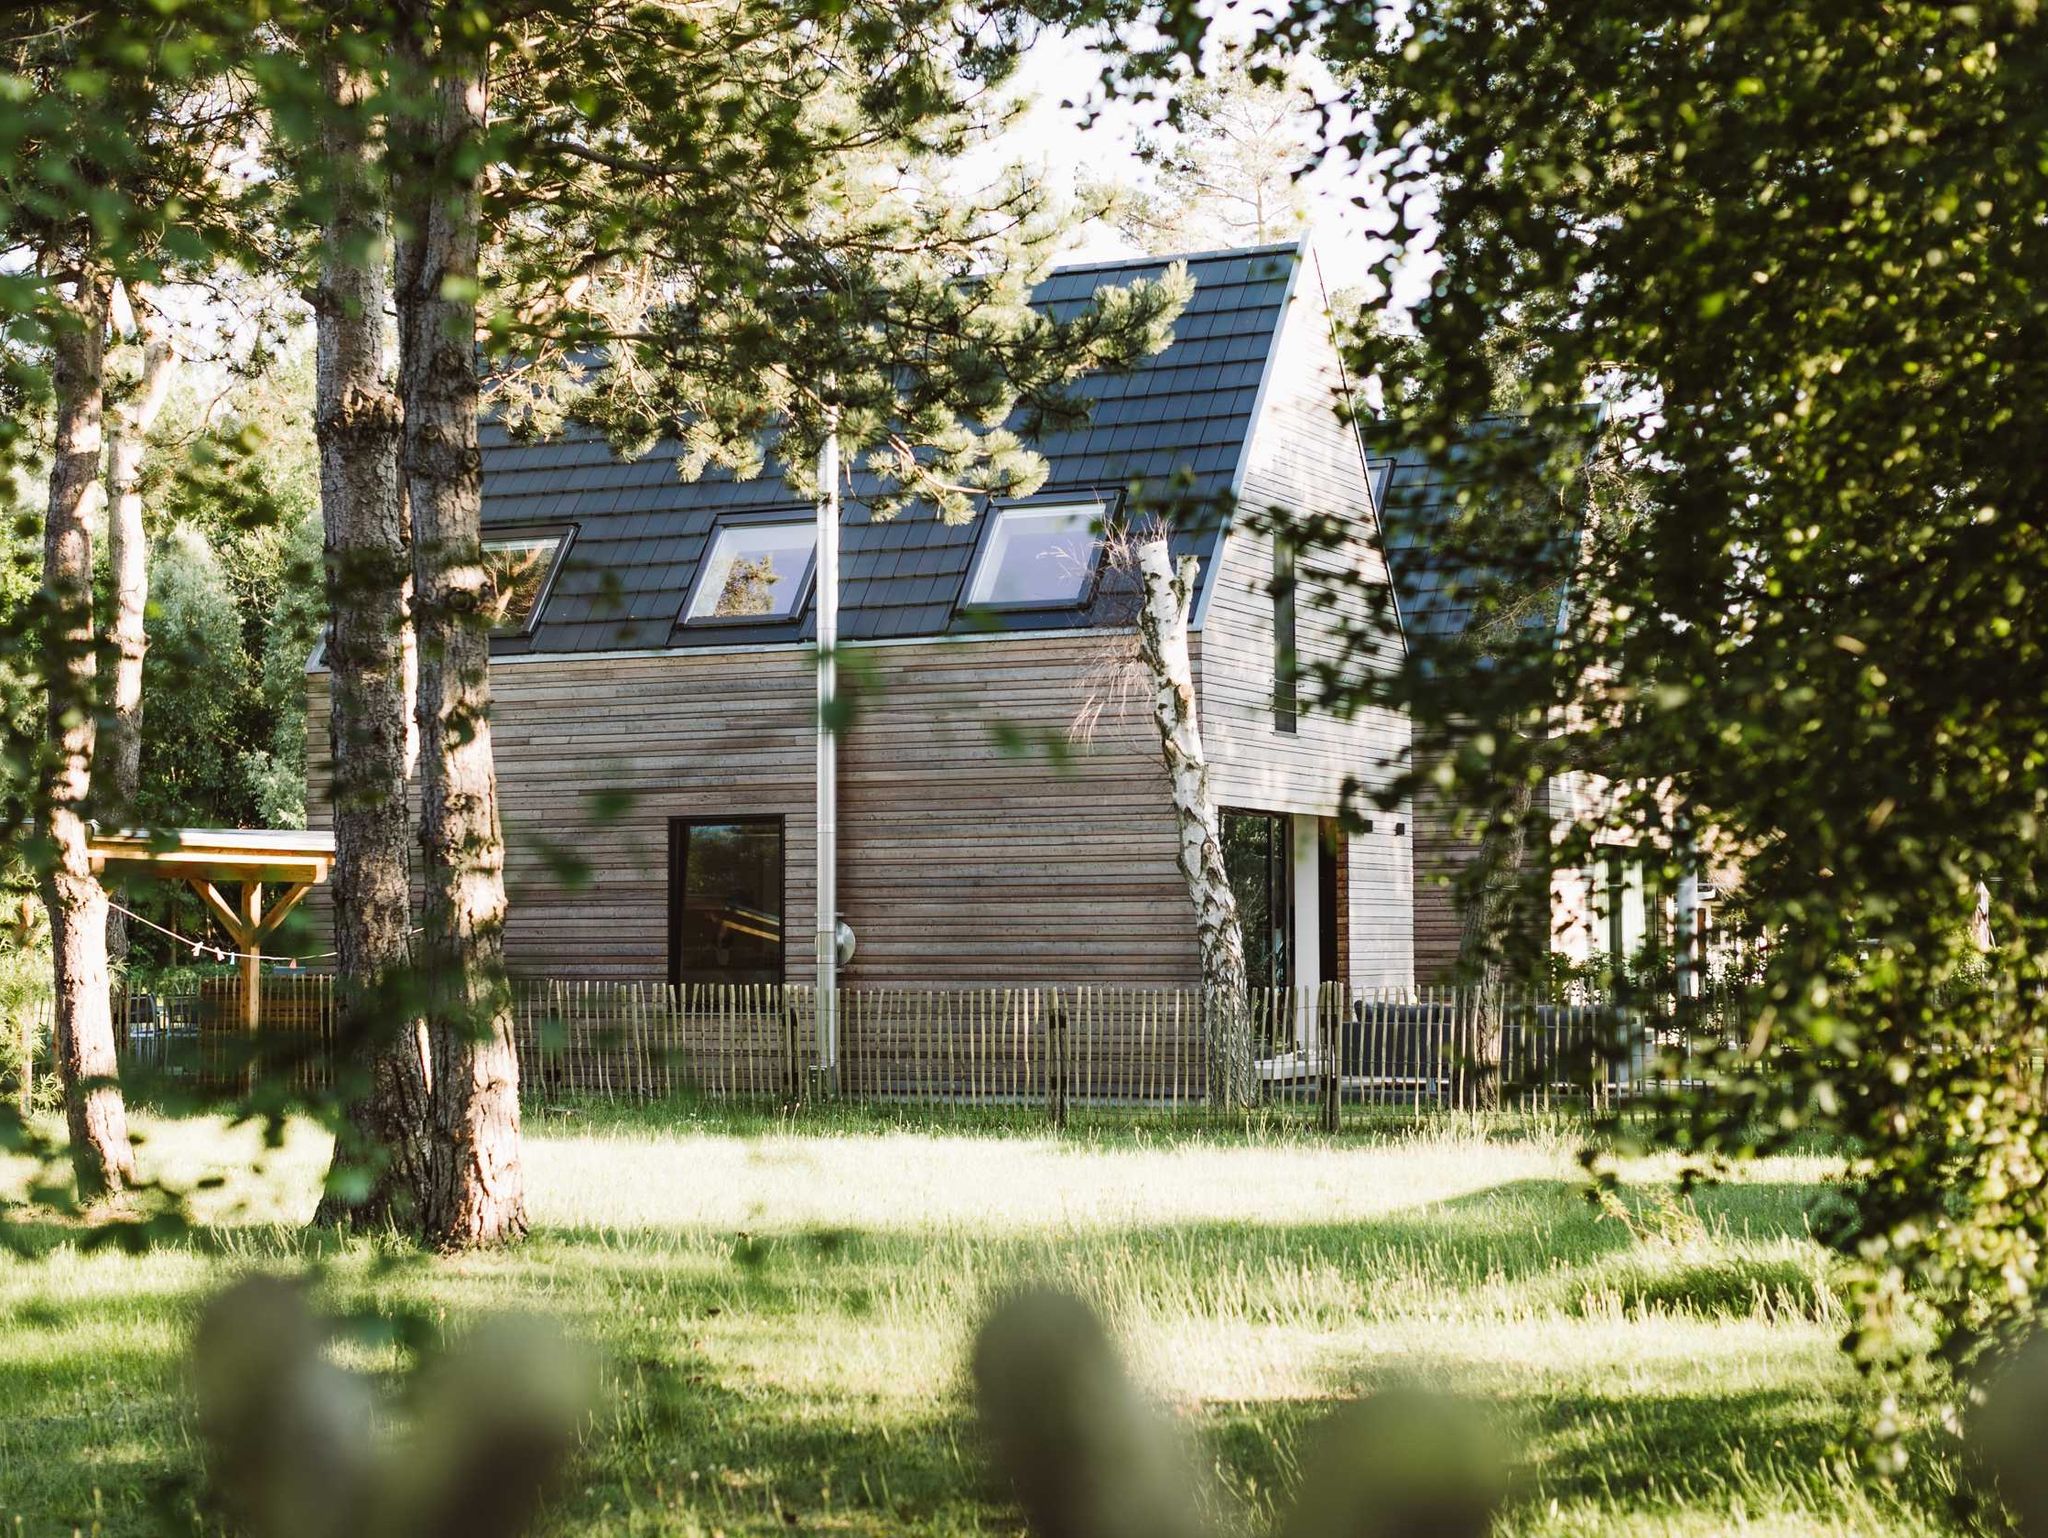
[395,32,527,1249]
[99,289,178,966]
[1133,537,1255,1110]
[1453,771,1538,1111]
[309,54,435,1229]
[40,268,137,1198]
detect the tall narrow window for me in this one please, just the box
[1222,809,1291,993]
[1273,534,1299,732]
[482,529,571,636]
[669,817,785,986]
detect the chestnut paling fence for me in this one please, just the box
[0,975,1695,1121]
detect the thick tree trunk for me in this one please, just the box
[395,40,526,1249]
[1133,537,1255,1110]
[99,291,177,966]
[40,269,137,1197]
[310,55,434,1229]
[1453,772,1538,1111]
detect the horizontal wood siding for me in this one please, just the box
[838,638,1200,986]
[1196,254,1414,987]
[1411,783,1469,984]
[1348,819,1414,989]
[1411,773,1580,985]
[1200,264,1406,817]
[307,634,1202,986]
[307,649,818,981]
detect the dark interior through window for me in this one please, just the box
[1317,825,1340,983]
[1222,809,1291,993]
[669,817,784,986]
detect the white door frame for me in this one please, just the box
[1290,814,1321,1051]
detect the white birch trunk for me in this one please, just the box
[1133,537,1255,1109]
[99,291,177,965]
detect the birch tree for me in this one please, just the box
[1132,535,1255,1109]
[98,286,178,965]
[5,3,287,1196]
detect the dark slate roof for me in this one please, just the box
[483,243,1304,655]
[1372,415,1592,665]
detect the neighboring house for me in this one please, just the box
[1376,428,1722,985]
[304,239,1416,996]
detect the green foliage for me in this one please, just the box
[138,523,248,824]
[106,348,322,944]
[1083,62,1320,253]
[0,941,58,1114]
[483,4,1192,521]
[1091,0,2048,1384]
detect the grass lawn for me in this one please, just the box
[1,1103,1961,1537]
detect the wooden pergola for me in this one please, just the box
[87,828,335,1034]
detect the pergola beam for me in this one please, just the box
[188,879,253,948]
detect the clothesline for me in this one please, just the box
[107,897,337,966]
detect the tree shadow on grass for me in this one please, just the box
[1200,1380,1952,1534]
[0,1173,1862,1537]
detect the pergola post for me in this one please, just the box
[237,881,263,1037]
[184,876,317,1034]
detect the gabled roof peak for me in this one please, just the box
[1039,236,1307,279]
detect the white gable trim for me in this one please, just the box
[1190,231,1313,635]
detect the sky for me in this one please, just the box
[149,23,1437,398]
[972,27,1436,310]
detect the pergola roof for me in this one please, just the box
[87,827,336,886]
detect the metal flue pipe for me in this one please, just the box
[814,413,841,1080]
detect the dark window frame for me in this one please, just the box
[676,510,819,630]
[956,490,1118,615]
[483,523,577,638]
[667,814,787,988]
[1221,807,1293,995]
[1317,822,1341,984]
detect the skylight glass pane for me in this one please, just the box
[965,503,1104,608]
[483,535,565,634]
[686,521,816,622]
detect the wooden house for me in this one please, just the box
[305,239,1415,997]
[1376,427,1723,985]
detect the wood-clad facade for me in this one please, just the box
[307,633,1204,985]
[1199,249,1413,988]
[303,240,1419,994]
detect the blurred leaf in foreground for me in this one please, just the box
[192,1275,593,1538]
[973,1288,1507,1538]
